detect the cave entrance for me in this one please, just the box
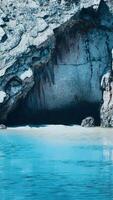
[6,101,100,126]
[5,1,113,127]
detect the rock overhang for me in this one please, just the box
[0,0,113,123]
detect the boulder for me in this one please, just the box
[0,124,7,129]
[81,117,95,127]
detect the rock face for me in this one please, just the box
[100,70,113,127]
[81,117,95,127]
[0,0,113,125]
[100,47,113,127]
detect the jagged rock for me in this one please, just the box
[100,70,113,127]
[0,18,5,26]
[0,91,6,103]
[0,124,7,129]
[81,117,95,127]
[0,27,5,42]
[0,0,113,123]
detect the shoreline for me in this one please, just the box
[1,124,113,132]
[1,124,113,136]
[5,124,113,130]
[0,125,113,145]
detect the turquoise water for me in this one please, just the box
[0,126,113,200]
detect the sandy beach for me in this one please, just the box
[1,125,113,145]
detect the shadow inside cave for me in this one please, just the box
[6,101,100,126]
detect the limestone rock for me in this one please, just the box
[0,0,113,123]
[0,27,5,42]
[100,70,113,127]
[0,18,5,26]
[81,117,95,127]
[0,91,6,103]
[0,124,7,129]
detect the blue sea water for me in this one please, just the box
[0,126,113,200]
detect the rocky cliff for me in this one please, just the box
[0,0,113,125]
[100,49,113,127]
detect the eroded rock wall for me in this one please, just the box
[26,27,113,111]
[100,49,113,127]
[0,0,113,124]
[19,1,113,124]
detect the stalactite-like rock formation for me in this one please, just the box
[0,0,113,125]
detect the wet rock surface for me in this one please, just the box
[0,0,113,125]
[81,117,95,127]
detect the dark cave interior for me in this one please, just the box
[6,101,100,126]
